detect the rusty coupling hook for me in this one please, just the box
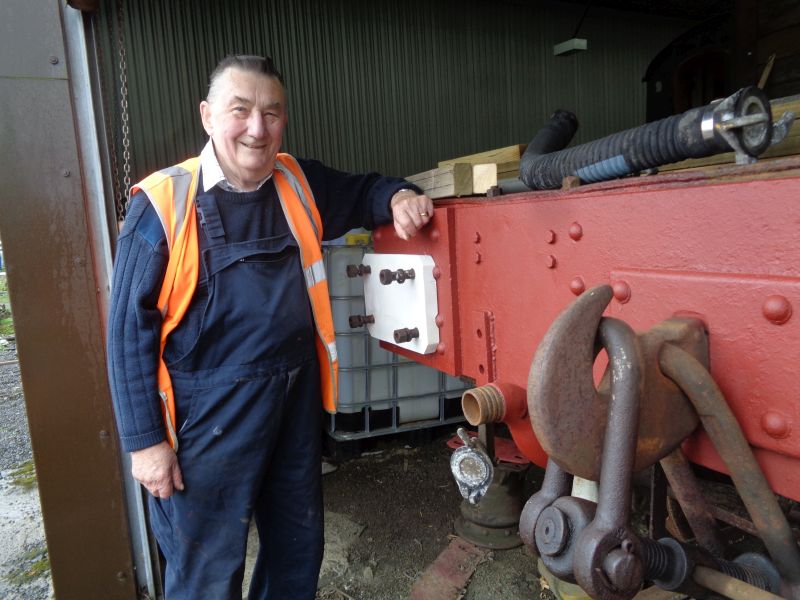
[520,284,799,599]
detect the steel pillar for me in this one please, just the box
[0,1,136,597]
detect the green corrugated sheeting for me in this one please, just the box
[93,0,692,200]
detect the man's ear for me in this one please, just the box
[199,101,213,135]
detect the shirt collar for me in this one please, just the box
[199,140,273,193]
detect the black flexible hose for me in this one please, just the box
[519,110,579,188]
[519,87,772,190]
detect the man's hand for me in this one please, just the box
[131,441,184,499]
[390,189,434,241]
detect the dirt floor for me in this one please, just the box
[312,430,543,600]
[3,358,546,600]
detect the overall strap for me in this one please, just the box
[195,194,227,245]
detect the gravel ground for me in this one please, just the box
[0,341,31,471]
[0,339,53,600]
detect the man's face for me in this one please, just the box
[199,67,288,191]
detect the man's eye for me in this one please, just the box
[232,106,247,114]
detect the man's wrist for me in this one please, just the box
[391,188,418,207]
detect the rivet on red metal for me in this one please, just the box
[612,281,631,304]
[570,277,586,296]
[761,411,791,439]
[762,295,792,324]
[569,222,583,241]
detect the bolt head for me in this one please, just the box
[535,506,569,556]
[430,229,440,241]
[474,252,482,264]
[603,548,643,592]
[473,232,481,243]
[545,230,556,244]
[49,55,59,65]
[544,255,556,269]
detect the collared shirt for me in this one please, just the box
[199,140,272,193]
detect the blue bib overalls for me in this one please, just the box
[148,188,324,599]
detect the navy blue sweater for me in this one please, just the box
[107,157,415,452]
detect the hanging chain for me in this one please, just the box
[95,11,123,220]
[116,0,132,212]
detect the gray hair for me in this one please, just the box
[207,55,284,102]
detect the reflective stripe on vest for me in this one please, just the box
[130,154,338,450]
[273,155,339,412]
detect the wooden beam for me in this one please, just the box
[472,160,520,194]
[438,144,526,168]
[405,163,473,198]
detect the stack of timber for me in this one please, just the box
[405,163,473,199]
[405,144,526,199]
[660,95,800,172]
[437,144,526,168]
[472,161,520,194]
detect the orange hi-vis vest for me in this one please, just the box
[130,154,339,450]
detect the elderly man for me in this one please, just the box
[107,55,432,599]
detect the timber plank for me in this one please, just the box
[405,163,473,198]
[473,160,520,194]
[438,144,526,168]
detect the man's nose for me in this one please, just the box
[247,112,266,138]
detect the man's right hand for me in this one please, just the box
[131,441,185,498]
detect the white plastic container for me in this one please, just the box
[324,237,466,431]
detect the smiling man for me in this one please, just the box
[106,55,432,600]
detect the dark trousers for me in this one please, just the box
[149,356,324,600]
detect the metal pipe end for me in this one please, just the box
[462,385,507,425]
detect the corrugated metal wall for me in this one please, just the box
[94,0,692,192]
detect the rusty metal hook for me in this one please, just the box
[527,284,701,481]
